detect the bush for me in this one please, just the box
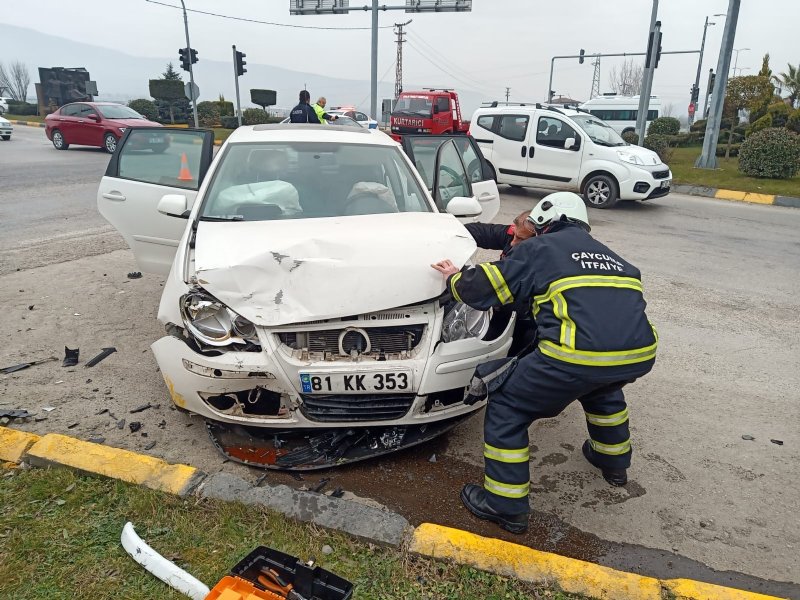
[787,108,800,134]
[690,118,707,132]
[739,128,800,179]
[127,99,159,121]
[220,115,240,129]
[242,107,272,125]
[664,132,703,147]
[746,114,772,137]
[621,130,639,145]
[196,101,221,127]
[643,134,674,163]
[214,100,234,117]
[716,144,740,157]
[766,102,791,128]
[7,101,38,115]
[647,116,681,136]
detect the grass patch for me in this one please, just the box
[669,146,800,197]
[0,466,586,599]
[4,114,44,123]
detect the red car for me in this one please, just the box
[45,102,164,153]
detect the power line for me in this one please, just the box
[406,31,495,89]
[404,41,493,95]
[353,60,397,109]
[144,0,394,30]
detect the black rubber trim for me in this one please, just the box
[499,168,571,183]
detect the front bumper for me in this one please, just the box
[0,126,12,136]
[618,165,672,201]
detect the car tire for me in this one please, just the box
[52,130,69,150]
[103,132,118,154]
[583,174,619,209]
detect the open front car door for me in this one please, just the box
[97,127,214,275]
[401,134,499,222]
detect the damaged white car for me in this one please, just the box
[97,124,513,469]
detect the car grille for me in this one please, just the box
[652,169,670,179]
[300,393,416,422]
[277,325,425,356]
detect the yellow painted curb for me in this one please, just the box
[0,427,41,463]
[714,189,775,205]
[410,523,661,599]
[25,433,202,496]
[409,524,787,600]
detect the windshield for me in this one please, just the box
[98,105,144,120]
[570,115,626,146]
[393,96,432,117]
[201,142,432,221]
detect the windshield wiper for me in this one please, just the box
[199,215,244,221]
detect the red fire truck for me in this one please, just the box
[389,89,469,141]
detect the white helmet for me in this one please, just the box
[527,192,590,232]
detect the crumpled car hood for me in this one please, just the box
[192,212,476,326]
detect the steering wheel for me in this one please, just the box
[466,159,483,183]
[437,165,468,204]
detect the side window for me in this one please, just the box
[118,129,205,190]
[78,104,97,118]
[356,112,368,121]
[497,115,528,142]
[536,117,579,149]
[61,104,80,117]
[435,141,469,210]
[436,96,450,114]
[454,138,483,182]
[476,114,496,132]
[648,110,659,120]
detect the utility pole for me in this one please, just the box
[696,0,741,169]
[590,55,601,99]
[635,0,660,144]
[689,16,716,126]
[505,87,510,102]
[179,0,198,127]
[394,20,411,98]
[232,45,244,127]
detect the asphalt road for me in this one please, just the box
[1,124,799,597]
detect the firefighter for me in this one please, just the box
[312,96,338,124]
[289,90,319,123]
[432,192,657,534]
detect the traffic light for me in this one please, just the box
[190,48,198,65]
[179,47,190,71]
[691,85,700,104]
[579,49,585,65]
[709,71,716,92]
[235,50,247,77]
[646,30,663,68]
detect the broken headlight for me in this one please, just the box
[180,290,259,347]
[441,303,491,343]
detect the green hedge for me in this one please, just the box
[647,116,681,136]
[7,101,38,115]
[643,134,673,163]
[220,115,239,129]
[621,130,639,145]
[787,108,800,134]
[716,144,740,157]
[196,101,221,127]
[739,128,800,179]
[746,114,773,138]
[127,99,159,121]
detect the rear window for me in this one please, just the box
[201,142,431,221]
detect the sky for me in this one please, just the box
[2,0,797,117]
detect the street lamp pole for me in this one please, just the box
[732,47,749,76]
[689,16,715,125]
[179,0,198,127]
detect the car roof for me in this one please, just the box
[474,105,584,118]
[226,124,395,145]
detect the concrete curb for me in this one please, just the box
[0,426,787,599]
[672,184,800,208]
[409,524,788,600]
[9,119,46,128]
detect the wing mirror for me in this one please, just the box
[564,137,576,150]
[157,194,191,218]
[87,113,101,121]
[446,196,483,218]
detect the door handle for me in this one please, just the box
[528,146,535,158]
[520,146,526,157]
[477,192,495,199]
[102,191,126,201]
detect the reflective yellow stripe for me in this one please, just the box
[553,292,576,348]
[484,475,530,499]
[449,272,464,303]
[484,443,530,464]
[590,439,631,456]
[539,339,657,367]
[533,275,643,314]
[585,407,629,427]
[479,263,514,305]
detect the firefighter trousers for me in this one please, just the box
[482,350,652,514]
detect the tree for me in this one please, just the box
[723,75,774,158]
[758,53,772,78]
[661,102,675,117]
[608,59,644,96]
[0,60,32,102]
[162,62,182,81]
[777,63,800,106]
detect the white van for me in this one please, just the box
[579,94,660,136]
[469,103,671,209]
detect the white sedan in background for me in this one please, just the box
[0,115,13,140]
[97,124,506,470]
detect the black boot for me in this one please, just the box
[582,440,628,486]
[460,484,529,534]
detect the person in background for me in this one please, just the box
[289,90,318,123]
[312,97,339,124]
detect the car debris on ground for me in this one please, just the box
[62,346,79,367]
[85,346,117,368]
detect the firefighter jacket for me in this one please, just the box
[448,221,657,369]
[289,102,318,123]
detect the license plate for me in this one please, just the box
[300,371,412,394]
[148,137,165,144]
[660,180,671,188]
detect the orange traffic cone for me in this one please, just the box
[177,152,193,181]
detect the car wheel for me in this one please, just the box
[1,135,10,141]
[52,130,69,150]
[103,132,118,154]
[583,174,619,209]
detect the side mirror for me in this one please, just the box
[446,196,483,218]
[564,137,576,150]
[87,113,101,121]
[157,194,190,218]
